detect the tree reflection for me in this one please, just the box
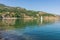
[0,18,59,40]
[0,18,58,30]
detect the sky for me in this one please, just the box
[0,0,60,15]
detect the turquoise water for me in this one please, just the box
[0,19,60,40]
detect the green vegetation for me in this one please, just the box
[0,4,57,18]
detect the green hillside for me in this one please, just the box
[0,4,56,18]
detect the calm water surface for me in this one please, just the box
[0,19,60,40]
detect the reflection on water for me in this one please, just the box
[0,18,60,40]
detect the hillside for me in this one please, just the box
[0,4,58,19]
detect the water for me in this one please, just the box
[0,19,60,40]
